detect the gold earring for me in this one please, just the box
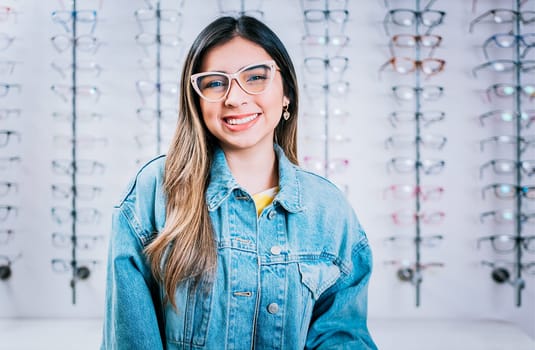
[282,104,290,121]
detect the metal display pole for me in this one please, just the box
[156,1,162,155]
[70,0,78,305]
[513,0,524,307]
[413,0,422,307]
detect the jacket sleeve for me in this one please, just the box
[305,235,377,350]
[101,207,164,350]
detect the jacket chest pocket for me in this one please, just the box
[298,259,342,300]
[164,279,213,348]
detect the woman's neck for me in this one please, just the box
[223,146,278,195]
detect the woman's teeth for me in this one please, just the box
[226,113,259,125]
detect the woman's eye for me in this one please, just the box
[247,74,267,82]
[203,79,227,89]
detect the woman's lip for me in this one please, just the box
[222,112,260,119]
[223,113,260,125]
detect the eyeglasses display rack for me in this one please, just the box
[0,2,22,283]
[49,0,104,304]
[471,0,534,307]
[300,0,351,185]
[382,0,447,307]
[134,0,184,163]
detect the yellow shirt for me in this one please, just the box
[252,186,279,216]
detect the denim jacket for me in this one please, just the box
[101,145,377,350]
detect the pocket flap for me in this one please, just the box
[298,260,341,300]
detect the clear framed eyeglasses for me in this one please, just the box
[303,56,349,74]
[51,183,102,201]
[473,60,535,76]
[391,85,444,102]
[383,9,446,35]
[52,232,105,250]
[301,34,350,49]
[136,107,178,123]
[478,109,535,127]
[485,83,535,101]
[469,9,535,33]
[481,183,535,200]
[479,159,535,178]
[477,235,535,254]
[52,159,105,176]
[136,80,178,104]
[135,33,184,47]
[304,81,350,99]
[51,206,101,225]
[384,234,444,248]
[51,10,98,34]
[482,33,535,59]
[391,209,445,225]
[480,209,535,225]
[190,60,278,103]
[389,110,446,127]
[387,157,445,175]
[480,135,535,153]
[50,34,101,53]
[385,134,447,150]
[51,59,103,79]
[383,184,444,201]
[302,156,349,174]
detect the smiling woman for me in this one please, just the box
[101,15,376,350]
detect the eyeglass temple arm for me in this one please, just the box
[378,58,393,80]
[438,137,447,150]
[423,0,438,10]
[479,161,491,179]
[384,136,393,149]
[469,11,490,33]
[472,61,489,78]
[481,185,491,199]
[476,236,491,249]
[480,260,496,268]
[479,211,496,223]
[388,38,396,57]
[383,12,392,36]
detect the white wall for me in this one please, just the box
[0,0,533,339]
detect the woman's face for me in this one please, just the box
[197,36,289,154]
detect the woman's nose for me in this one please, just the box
[224,78,249,106]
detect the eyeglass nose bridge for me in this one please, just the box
[222,71,252,101]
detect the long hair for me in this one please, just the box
[145,16,299,308]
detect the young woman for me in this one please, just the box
[102,15,376,350]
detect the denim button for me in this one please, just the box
[267,210,276,220]
[267,302,279,314]
[270,246,282,255]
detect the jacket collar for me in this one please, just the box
[206,144,304,213]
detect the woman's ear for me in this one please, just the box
[283,96,290,106]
